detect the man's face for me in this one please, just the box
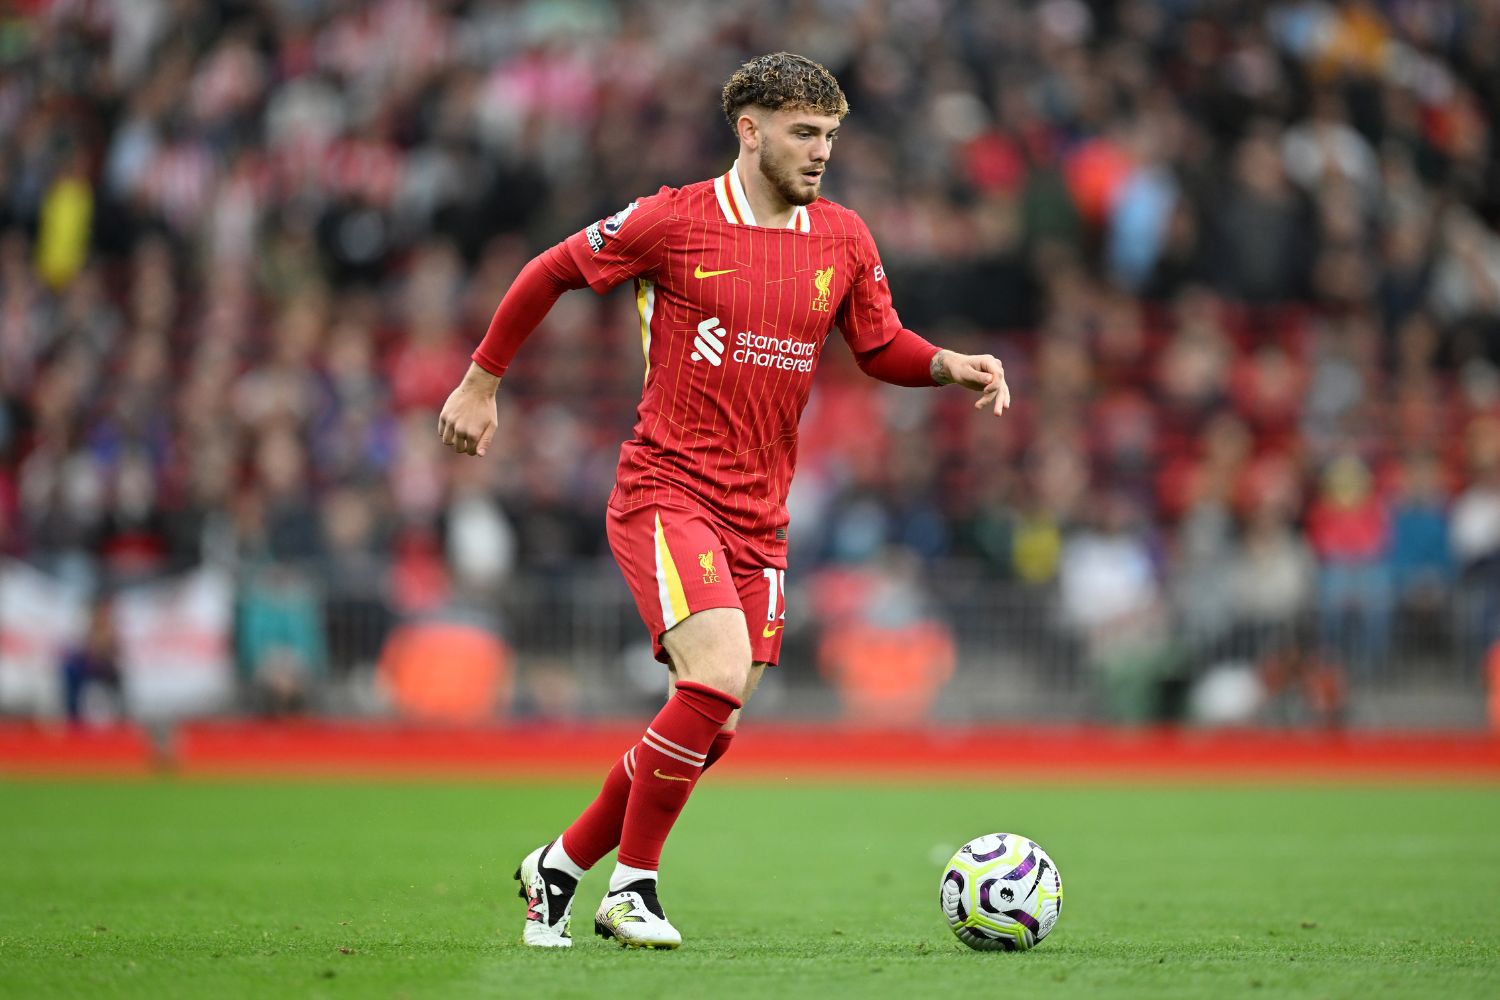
[753,107,840,206]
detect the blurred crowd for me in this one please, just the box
[4,0,1500,719]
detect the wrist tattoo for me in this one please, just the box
[931,350,954,385]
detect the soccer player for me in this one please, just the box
[438,52,1011,949]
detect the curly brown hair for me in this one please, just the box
[721,52,849,130]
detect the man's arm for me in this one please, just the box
[852,330,1012,414]
[837,215,1010,415]
[438,243,586,456]
[471,242,588,378]
[852,326,941,386]
[441,189,676,457]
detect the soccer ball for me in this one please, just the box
[940,833,1063,951]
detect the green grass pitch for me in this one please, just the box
[1,779,1497,999]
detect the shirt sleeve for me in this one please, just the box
[562,186,676,293]
[853,326,941,386]
[834,214,905,353]
[470,241,588,377]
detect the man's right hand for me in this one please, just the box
[438,362,501,456]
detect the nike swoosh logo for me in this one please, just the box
[694,265,737,279]
[762,623,785,638]
[653,768,692,782]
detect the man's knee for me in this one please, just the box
[673,662,764,731]
[662,608,752,695]
[690,660,751,698]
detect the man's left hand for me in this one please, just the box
[933,350,1011,415]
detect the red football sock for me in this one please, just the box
[559,752,633,870]
[617,681,740,871]
[558,727,738,871]
[704,728,736,770]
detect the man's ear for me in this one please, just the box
[736,111,760,151]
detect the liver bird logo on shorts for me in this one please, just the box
[812,266,834,312]
[698,551,720,584]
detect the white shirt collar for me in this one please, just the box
[713,160,810,231]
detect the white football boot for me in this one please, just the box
[514,842,577,948]
[594,880,682,949]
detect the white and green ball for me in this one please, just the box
[940,833,1063,951]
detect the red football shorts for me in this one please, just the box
[606,502,787,667]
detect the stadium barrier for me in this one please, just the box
[0,558,1490,727]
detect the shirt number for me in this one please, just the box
[762,568,787,622]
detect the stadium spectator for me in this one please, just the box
[376,615,513,724]
[60,597,123,725]
[1307,454,1394,674]
[235,565,327,716]
[815,550,956,724]
[1388,452,1454,613]
[1059,491,1184,721]
[1231,498,1319,657]
[1451,451,1500,660]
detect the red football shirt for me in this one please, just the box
[564,164,909,552]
